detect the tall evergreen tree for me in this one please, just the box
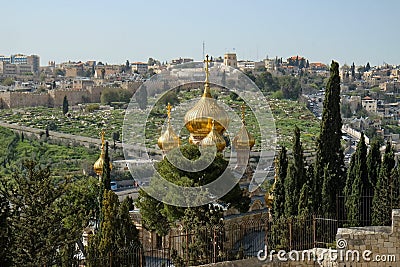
[137,145,250,235]
[344,134,368,226]
[102,141,111,191]
[372,142,395,225]
[0,193,11,267]
[284,126,306,217]
[272,147,288,220]
[315,61,345,216]
[0,161,71,266]
[88,190,141,266]
[284,164,298,216]
[297,182,313,217]
[62,95,69,115]
[293,125,305,189]
[345,133,368,192]
[366,140,381,191]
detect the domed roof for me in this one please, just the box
[233,105,255,149]
[184,55,229,144]
[199,120,226,152]
[158,103,180,152]
[93,131,112,175]
[93,149,105,175]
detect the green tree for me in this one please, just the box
[366,140,381,190]
[279,76,301,100]
[112,131,120,149]
[297,182,313,217]
[345,133,368,226]
[0,193,11,267]
[284,164,298,216]
[315,61,345,216]
[365,62,371,72]
[285,126,306,217]
[2,77,14,86]
[88,190,140,266]
[103,142,112,191]
[125,60,130,72]
[292,125,305,187]
[137,145,250,236]
[272,147,288,220]
[100,87,133,104]
[135,85,148,110]
[372,142,395,225]
[62,95,69,115]
[0,161,71,266]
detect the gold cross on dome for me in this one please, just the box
[167,102,172,120]
[241,104,246,123]
[100,130,105,147]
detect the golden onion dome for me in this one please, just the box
[233,105,255,149]
[158,103,180,152]
[93,131,112,175]
[184,55,230,144]
[199,120,226,152]
[94,150,105,175]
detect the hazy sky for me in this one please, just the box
[2,0,399,66]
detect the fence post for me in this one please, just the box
[313,215,316,248]
[265,216,269,254]
[213,226,217,263]
[289,218,292,251]
[168,232,171,263]
[185,229,189,266]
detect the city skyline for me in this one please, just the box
[2,0,400,66]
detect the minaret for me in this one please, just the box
[233,105,255,168]
[158,103,180,156]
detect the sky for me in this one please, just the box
[1,0,399,67]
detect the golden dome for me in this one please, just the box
[184,55,230,144]
[94,150,105,175]
[199,120,226,152]
[158,103,180,152]
[233,105,255,149]
[93,131,112,175]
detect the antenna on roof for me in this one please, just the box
[202,41,205,60]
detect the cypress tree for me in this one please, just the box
[285,126,305,217]
[98,190,119,256]
[298,182,313,217]
[293,125,305,187]
[284,164,297,217]
[345,133,368,226]
[0,161,70,266]
[315,61,345,216]
[272,147,288,220]
[392,167,400,209]
[0,194,11,267]
[372,142,395,225]
[366,140,381,191]
[102,141,111,191]
[62,95,69,115]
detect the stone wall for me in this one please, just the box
[0,87,104,109]
[335,209,400,266]
[0,91,50,108]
